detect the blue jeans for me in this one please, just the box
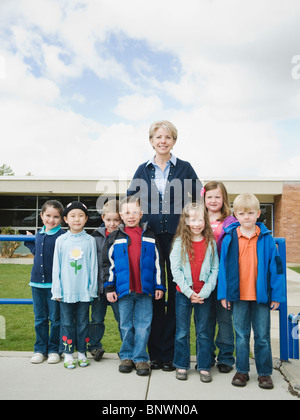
[89,294,121,351]
[173,291,213,371]
[60,301,90,354]
[31,286,61,355]
[210,289,235,367]
[232,301,273,376]
[118,293,153,363]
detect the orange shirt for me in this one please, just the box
[237,225,260,301]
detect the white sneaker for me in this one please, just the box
[31,353,46,364]
[47,353,61,364]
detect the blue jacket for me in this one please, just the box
[217,222,286,304]
[25,227,66,286]
[102,223,166,299]
[170,237,219,299]
[127,158,201,235]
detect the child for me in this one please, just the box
[170,202,219,382]
[103,196,166,376]
[89,199,122,361]
[218,193,286,389]
[52,201,98,369]
[204,181,236,373]
[25,200,66,364]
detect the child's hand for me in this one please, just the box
[270,301,280,311]
[107,292,118,303]
[155,290,164,300]
[26,231,33,236]
[190,293,204,304]
[221,299,231,310]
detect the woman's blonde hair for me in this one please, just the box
[204,181,231,222]
[173,201,216,263]
[149,120,178,141]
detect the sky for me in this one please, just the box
[1,0,300,181]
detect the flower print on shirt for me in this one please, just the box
[69,247,84,275]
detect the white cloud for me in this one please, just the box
[114,94,163,121]
[0,0,300,180]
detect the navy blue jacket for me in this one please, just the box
[127,158,201,235]
[102,223,166,299]
[25,229,66,285]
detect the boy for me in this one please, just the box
[103,196,166,376]
[89,200,122,361]
[217,193,285,389]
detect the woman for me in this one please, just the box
[127,120,201,371]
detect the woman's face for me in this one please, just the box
[150,127,176,158]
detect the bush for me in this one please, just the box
[0,227,20,258]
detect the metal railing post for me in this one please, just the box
[274,238,289,362]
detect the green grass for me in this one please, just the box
[0,264,122,352]
[0,264,199,354]
[289,266,300,275]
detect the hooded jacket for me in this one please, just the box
[102,222,166,299]
[217,222,286,304]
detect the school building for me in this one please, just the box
[0,177,299,263]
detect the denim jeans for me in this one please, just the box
[31,286,61,355]
[60,301,90,354]
[232,301,273,376]
[89,294,121,351]
[173,291,213,371]
[210,288,235,367]
[118,293,153,363]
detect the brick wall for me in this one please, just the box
[274,182,300,263]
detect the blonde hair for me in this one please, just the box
[204,181,231,221]
[120,196,141,212]
[102,199,120,215]
[233,193,260,213]
[173,202,216,263]
[149,120,178,141]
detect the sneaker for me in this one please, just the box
[258,376,274,389]
[47,353,61,364]
[31,353,46,364]
[91,348,105,362]
[176,369,188,380]
[78,358,90,367]
[135,362,150,376]
[200,371,212,383]
[231,372,250,387]
[119,359,134,373]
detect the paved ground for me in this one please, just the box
[0,351,298,401]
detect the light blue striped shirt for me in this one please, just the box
[146,154,177,198]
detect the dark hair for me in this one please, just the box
[41,200,64,216]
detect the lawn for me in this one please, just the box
[0,264,200,355]
[0,264,122,353]
[289,266,300,275]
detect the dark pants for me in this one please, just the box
[148,233,176,362]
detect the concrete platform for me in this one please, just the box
[0,351,298,401]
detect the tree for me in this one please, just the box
[0,164,14,176]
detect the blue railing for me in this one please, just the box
[0,235,35,305]
[0,235,296,360]
[288,313,300,360]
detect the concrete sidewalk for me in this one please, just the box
[0,351,298,400]
[0,265,299,401]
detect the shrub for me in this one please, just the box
[0,227,20,258]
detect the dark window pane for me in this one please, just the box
[0,210,37,227]
[0,195,36,209]
[38,196,78,209]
